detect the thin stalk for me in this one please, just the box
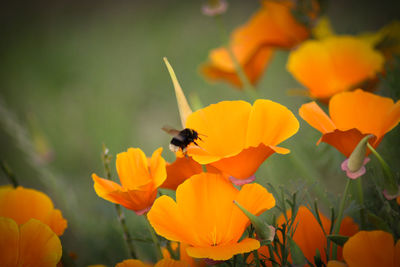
[267,244,279,267]
[101,145,137,259]
[355,179,366,228]
[0,160,19,187]
[214,15,258,101]
[253,249,261,267]
[331,178,351,259]
[367,143,398,195]
[145,214,163,261]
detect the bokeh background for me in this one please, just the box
[1,0,399,265]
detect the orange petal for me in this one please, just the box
[148,195,194,245]
[343,230,395,267]
[287,37,384,99]
[116,259,152,267]
[18,219,62,267]
[299,101,336,134]
[154,258,189,267]
[227,183,275,241]
[92,173,125,203]
[116,148,152,189]
[395,239,400,267]
[186,101,252,163]
[246,99,299,147]
[162,157,202,191]
[321,129,377,157]
[186,238,260,261]
[0,217,19,266]
[330,89,400,140]
[149,147,167,188]
[0,186,67,236]
[327,261,347,267]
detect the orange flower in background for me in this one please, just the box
[0,217,62,267]
[299,89,400,157]
[116,258,187,267]
[202,0,311,88]
[0,185,67,236]
[327,230,400,267]
[254,206,358,265]
[161,157,202,191]
[92,147,166,215]
[148,172,276,260]
[185,99,299,180]
[287,35,384,100]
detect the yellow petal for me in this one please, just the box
[116,259,152,267]
[149,147,167,188]
[0,217,19,266]
[299,101,336,134]
[154,258,189,267]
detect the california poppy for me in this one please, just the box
[116,258,187,267]
[202,0,311,88]
[287,35,384,100]
[299,89,400,157]
[0,217,62,267]
[0,185,67,236]
[92,147,166,215]
[185,99,299,180]
[161,157,203,191]
[148,172,276,260]
[327,230,400,267]
[162,242,206,267]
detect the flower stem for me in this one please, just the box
[252,249,261,267]
[145,214,163,261]
[332,178,351,259]
[214,15,258,102]
[101,144,137,259]
[0,160,19,187]
[367,143,398,195]
[355,178,366,228]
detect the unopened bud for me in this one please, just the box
[348,135,373,172]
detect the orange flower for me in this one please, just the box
[92,147,166,215]
[287,35,384,100]
[116,258,187,267]
[254,206,358,265]
[0,185,67,236]
[327,230,400,267]
[0,217,62,267]
[148,172,276,260]
[161,157,203,191]
[201,0,310,88]
[184,99,299,180]
[299,89,400,157]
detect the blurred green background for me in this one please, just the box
[0,0,399,266]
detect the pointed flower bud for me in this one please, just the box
[341,135,372,179]
[163,57,192,128]
[234,200,275,243]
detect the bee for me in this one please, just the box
[162,126,202,154]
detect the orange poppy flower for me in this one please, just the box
[161,157,203,191]
[299,89,400,157]
[201,0,311,88]
[0,185,67,236]
[287,36,384,100]
[148,172,276,260]
[116,258,187,267]
[92,147,166,215]
[253,206,358,265]
[184,99,299,180]
[0,217,62,267]
[327,230,400,267]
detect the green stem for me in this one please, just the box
[332,178,351,259]
[367,143,398,195]
[253,249,261,267]
[355,179,366,228]
[0,160,19,187]
[101,145,137,259]
[145,214,163,261]
[214,15,258,102]
[267,244,279,267]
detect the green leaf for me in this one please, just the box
[367,212,392,233]
[288,236,306,266]
[327,235,349,247]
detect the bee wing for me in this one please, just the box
[162,125,181,136]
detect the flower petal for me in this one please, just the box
[299,101,336,134]
[162,157,203,191]
[116,259,152,267]
[0,217,19,266]
[343,231,394,267]
[186,238,260,261]
[149,147,167,188]
[18,219,62,267]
